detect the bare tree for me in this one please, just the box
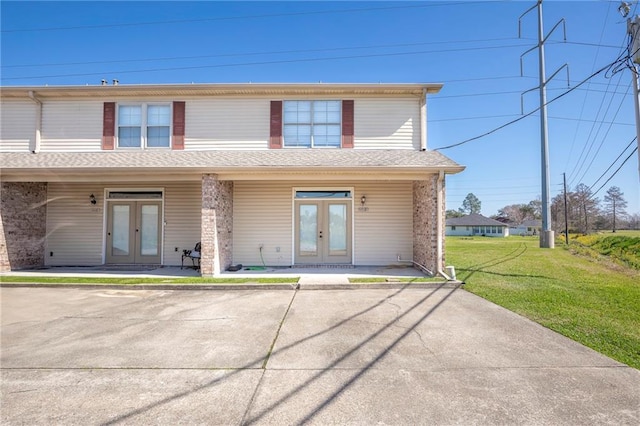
[574,183,599,234]
[603,186,628,232]
[628,213,640,230]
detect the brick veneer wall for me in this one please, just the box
[412,176,443,274]
[201,175,233,276]
[0,182,47,271]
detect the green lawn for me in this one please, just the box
[446,236,640,369]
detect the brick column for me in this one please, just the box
[0,182,47,271]
[413,177,442,274]
[201,175,233,276]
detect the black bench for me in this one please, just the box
[181,242,201,270]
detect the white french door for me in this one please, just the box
[294,199,351,264]
[106,201,162,264]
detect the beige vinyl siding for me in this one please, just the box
[233,181,292,266]
[354,98,420,150]
[185,99,269,150]
[45,181,201,266]
[233,181,413,266]
[45,182,105,266]
[40,101,102,152]
[163,182,201,266]
[353,181,413,265]
[0,100,35,152]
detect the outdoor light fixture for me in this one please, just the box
[89,194,97,205]
[361,195,366,206]
[619,1,631,18]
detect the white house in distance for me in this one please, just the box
[445,213,509,237]
[0,83,465,276]
[510,219,542,236]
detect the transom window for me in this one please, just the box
[118,104,171,149]
[284,100,341,148]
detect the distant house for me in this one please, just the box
[445,213,509,237]
[510,219,542,236]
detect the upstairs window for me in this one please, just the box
[283,100,341,148]
[117,104,171,149]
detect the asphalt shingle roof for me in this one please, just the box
[1,149,464,173]
[446,213,507,227]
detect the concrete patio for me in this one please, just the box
[0,264,438,286]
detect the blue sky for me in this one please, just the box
[2,1,638,216]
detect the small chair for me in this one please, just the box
[181,242,201,270]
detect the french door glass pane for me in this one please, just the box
[112,205,130,256]
[299,205,318,254]
[140,205,159,256]
[328,204,347,252]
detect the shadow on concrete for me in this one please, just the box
[101,283,459,425]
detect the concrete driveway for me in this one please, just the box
[1,286,638,425]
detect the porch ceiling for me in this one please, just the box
[0,149,465,182]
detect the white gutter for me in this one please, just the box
[27,91,42,153]
[436,170,452,280]
[420,88,427,151]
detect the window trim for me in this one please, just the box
[282,100,342,149]
[116,102,172,150]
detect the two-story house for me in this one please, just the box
[0,83,464,276]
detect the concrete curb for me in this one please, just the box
[0,281,464,291]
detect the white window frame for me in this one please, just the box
[116,103,172,149]
[283,100,341,149]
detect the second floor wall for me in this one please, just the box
[0,96,423,153]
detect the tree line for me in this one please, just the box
[447,187,637,233]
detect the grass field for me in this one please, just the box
[446,236,640,369]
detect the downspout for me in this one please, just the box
[420,88,427,151]
[28,91,42,153]
[436,170,453,280]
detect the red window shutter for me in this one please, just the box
[342,100,354,148]
[269,100,283,149]
[102,102,115,150]
[172,101,185,150]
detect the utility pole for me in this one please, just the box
[520,0,566,248]
[622,4,640,180]
[563,173,569,244]
[627,15,640,179]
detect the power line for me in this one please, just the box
[574,80,630,186]
[0,2,477,33]
[2,43,531,81]
[590,146,638,197]
[2,37,525,69]
[563,2,617,176]
[567,59,628,185]
[433,55,629,151]
[588,137,637,192]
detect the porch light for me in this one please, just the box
[361,195,366,206]
[89,194,97,205]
